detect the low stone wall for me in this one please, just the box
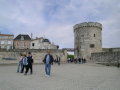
[91,52,120,66]
[0,49,67,64]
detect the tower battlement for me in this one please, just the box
[73,22,102,30]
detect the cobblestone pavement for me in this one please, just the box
[0,63,120,90]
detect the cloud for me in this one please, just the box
[101,14,120,48]
[0,0,120,48]
[43,24,74,48]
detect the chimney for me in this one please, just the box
[31,33,33,40]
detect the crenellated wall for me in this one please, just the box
[73,22,102,30]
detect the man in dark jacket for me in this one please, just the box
[43,51,54,77]
[24,52,33,75]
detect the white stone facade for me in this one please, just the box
[30,37,58,49]
[0,34,14,50]
[74,22,102,60]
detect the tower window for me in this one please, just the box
[94,34,95,37]
[81,35,84,37]
[90,44,95,48]
[32,43,35,47]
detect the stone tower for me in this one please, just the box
[74,22,102,60]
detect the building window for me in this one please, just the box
[21,36,24,40]
[94,34,95,37]
[1,46,4,48]
[32,43,35,47]
[8,41,12,44]
[90,44,95,48]
[7,46,10,49]
[1,41,4,44]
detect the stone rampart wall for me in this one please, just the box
[91,52,120,65]
[0,49,67,64]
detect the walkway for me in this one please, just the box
[0,63,120,90]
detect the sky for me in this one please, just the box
[0,0,120,49]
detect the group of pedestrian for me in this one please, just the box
[54,56,61,66]
[17,51,87,78]
[17,52,33,75]
[17,51,54,77]
[67,58,86,64]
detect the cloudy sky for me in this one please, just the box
[0,0,120,48]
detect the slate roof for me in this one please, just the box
[43,39,50,43]
[14,34,31,40]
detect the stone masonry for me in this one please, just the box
[0,49,67,64]
[91,48,120,65]
[74,22,102,60]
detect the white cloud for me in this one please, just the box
[34,23,74,48]
[101,15,120,48]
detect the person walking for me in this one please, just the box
[25,52,34,75]
[17,53,23,73]
[57,56,61,66]
[78,58,81,64]
[43,51,54,77]
[21,54,28,74]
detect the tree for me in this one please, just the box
[67,54,74,59]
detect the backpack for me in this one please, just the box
[23,57,28,65]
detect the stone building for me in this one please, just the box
[74,22,102,60]
[13,34,31,49]
[30,37,58,49]
[0,34,14,50]
[74,22,120,65]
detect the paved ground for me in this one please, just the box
[0,63,120,90]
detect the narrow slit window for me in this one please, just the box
[90,44,95,48]
[32,43,35,47]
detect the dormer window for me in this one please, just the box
[21,36,24,40]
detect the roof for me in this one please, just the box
[42,39,50,43]
[0,34,14,36]
[14,34,31,40]
[33,37,44,40]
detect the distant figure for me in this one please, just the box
[17,53,23,73]
[67,58,70,63]
[43,51,54,77]
[81,58,84,64]
[74,58,77,64]
[78,58,81,64]
[57,56,61,66]
[83,58,86,63]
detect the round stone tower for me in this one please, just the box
[74,22,102,60]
